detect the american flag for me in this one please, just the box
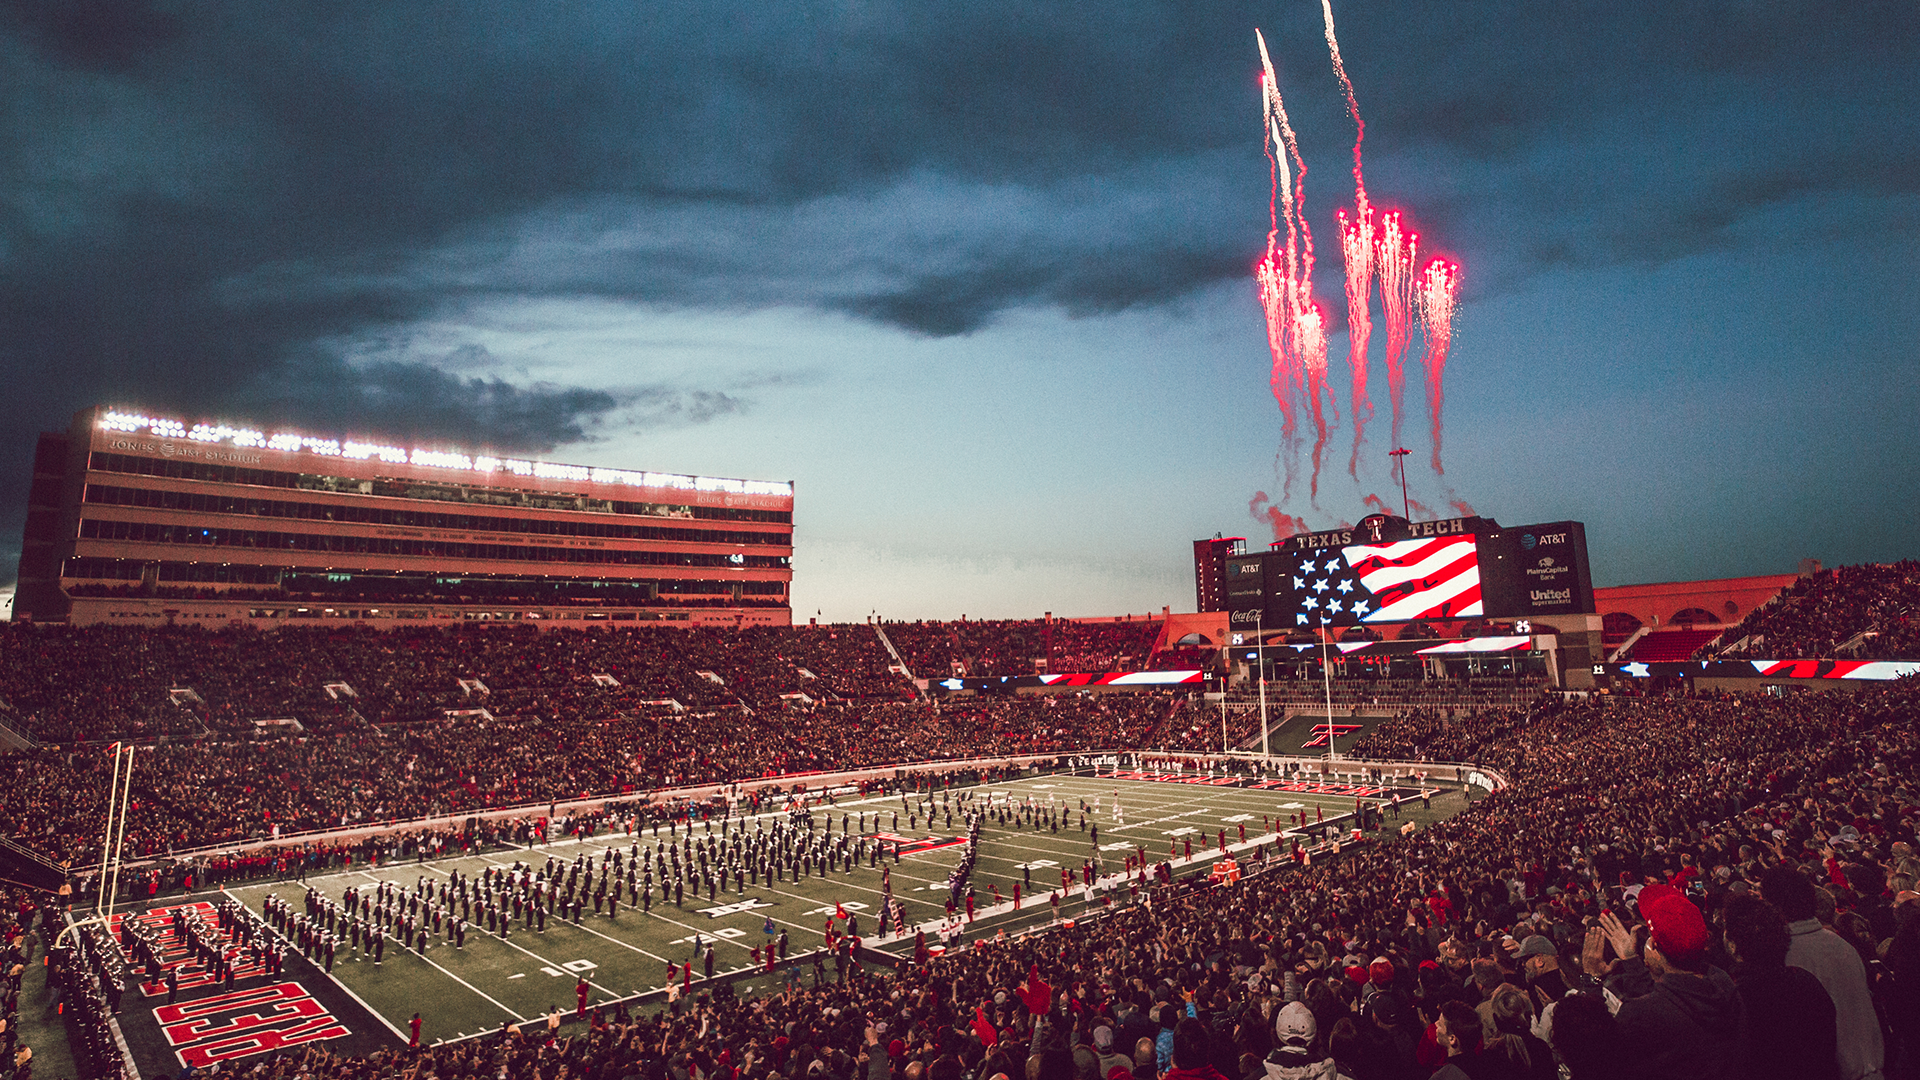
[1279,537,1484,626]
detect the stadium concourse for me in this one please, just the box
[0,562,1913,1080]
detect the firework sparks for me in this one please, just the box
[1255,29,1328,502]
[1375,211,1416,454]
[1324,0,1375,480]
[1417,259,1461,475]
[1297,303,1337,502]
[1252,17,1468,520]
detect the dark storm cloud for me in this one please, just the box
[232,350,620,452]
[0,0,1914,580]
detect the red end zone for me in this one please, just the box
[110,901,395,1075]
[156,983,350,1067]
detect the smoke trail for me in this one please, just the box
[1249,491,1309,543]
[1256,29,1325,504]
[1406,496,1434,520]
[1298,305,1336,505]
[1375,212,1416,452]
[1255,34,1296,462]
[1361,493,1390,514]
[1417,259,1461,475]
[1323,0,1375,480]
[1339,209,1374,479]
[1448,495,1476,517]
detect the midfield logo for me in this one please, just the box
[1300,723,1363,748]
[870,832,968,855]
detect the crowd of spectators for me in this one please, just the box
[1708,561,1920,660]
[0,888,53,1080]
[0,624,914,744]
[0,690,1214,867]
[884,619,1174,679]
[92,677,1920,1080]
[13,593,1920,1079]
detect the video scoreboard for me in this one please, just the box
[1224,514,1594,631]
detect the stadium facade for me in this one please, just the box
[12,406,793,628]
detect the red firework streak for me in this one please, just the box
[1256,30,1308,497]
[1375,212,1417,453]
[1255,31,1335,504]
[1324,0,1376,480]
[1417,260,1461,475]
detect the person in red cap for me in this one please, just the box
[1586,885,1743,1080]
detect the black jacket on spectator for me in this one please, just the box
[1605,958,1745,1080]
[1729,959,1841,1080]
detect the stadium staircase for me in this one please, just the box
[872,623,913,680]
[0,708,40,752]
[1607,626,1650,662]
[947,624,973,675]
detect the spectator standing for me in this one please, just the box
[1762,867,1886,1080]
[1592,889,1743,1080]
[1721,891,1840,1080]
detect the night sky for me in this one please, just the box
[0,1,1914,620]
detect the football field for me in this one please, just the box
[109,765,1455,1069]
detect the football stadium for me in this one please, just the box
[1,5,1916,1080]
[0,407,1916,1080]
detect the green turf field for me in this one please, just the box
[207,767,1446,1046]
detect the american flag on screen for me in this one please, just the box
[1284,537,1483,626]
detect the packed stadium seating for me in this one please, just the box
[1701,559,1920,659]
[1233,676,1548,719]
[7,563,1920,1080]
[36,677,1905,1080]
[0,624,916,744]
[884,617,1168,678]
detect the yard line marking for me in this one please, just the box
[415,860,674,964]
[241,890,487,1037]
[464,928,617,999]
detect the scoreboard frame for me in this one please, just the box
[1223,514,1595,632]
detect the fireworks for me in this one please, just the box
[1324,0,1376,481]
[1417,259,1461,475]
[1255,29,1333,503]
[1253,6,1465,524]
[1249,490,1309,544]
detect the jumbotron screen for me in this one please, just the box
[1223,515,1593,631]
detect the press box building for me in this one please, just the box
[12,406,794,628]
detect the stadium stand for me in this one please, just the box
[884,617,1170,677]
[27,679,1908,1080]
[1703,560,1920,660]
[7,569,1920,1079]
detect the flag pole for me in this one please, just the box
[1321,613,1336,774]
[1257,610,1270,764]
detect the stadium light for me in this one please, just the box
[97,407,793,497]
